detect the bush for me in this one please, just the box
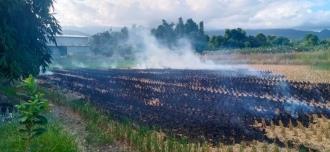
[15,75,49,151]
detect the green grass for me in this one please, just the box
[0,120,78,152]
[0,84,78,152]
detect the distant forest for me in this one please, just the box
[89,18,330,55]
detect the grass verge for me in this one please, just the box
[0,120,78,152]
[0,84,79,152]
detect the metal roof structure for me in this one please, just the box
[47,35,89,47]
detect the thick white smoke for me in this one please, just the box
[50,27,252,70]
[126,28,237,69]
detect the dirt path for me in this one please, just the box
[51,104,123,152]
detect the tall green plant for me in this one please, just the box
[16,75,49,152]
[0,0,61,80]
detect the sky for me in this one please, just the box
[53,0,330,30]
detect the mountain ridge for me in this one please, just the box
[62,26,330,40]
[206,29,330,40]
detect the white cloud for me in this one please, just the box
[53,0,330,30]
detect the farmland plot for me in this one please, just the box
[39,69,330,143]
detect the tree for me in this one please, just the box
[245,36,260,47]
[90,27,132,57]
[151,18,208,52]
[199,21,205,35]
[256,33,267,46]
[120,27,129,40]
[0,0,61,80]
[303,34,319,46]
[183,19,208,53]
[184,19,199,34]
[320,40,330,47]
[151,19,177,47]
[208,36,224,50]
[223,28,247,48]
[272,37,290,46]
[174,17,185,37]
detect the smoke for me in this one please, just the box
[50,50,133,69]
[50,27,251,70]
[127,29,219,69]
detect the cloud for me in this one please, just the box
[53,0,330,30]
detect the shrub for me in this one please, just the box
[15,75,49,151]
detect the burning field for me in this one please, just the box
[38,68,330,145]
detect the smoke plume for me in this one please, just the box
[51,27,244,70]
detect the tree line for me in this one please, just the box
[90,18,330,55]
[150,18,292,51]
[208,28,290,49]
[89,18,209,55]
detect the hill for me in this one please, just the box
[206,29,330,40]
